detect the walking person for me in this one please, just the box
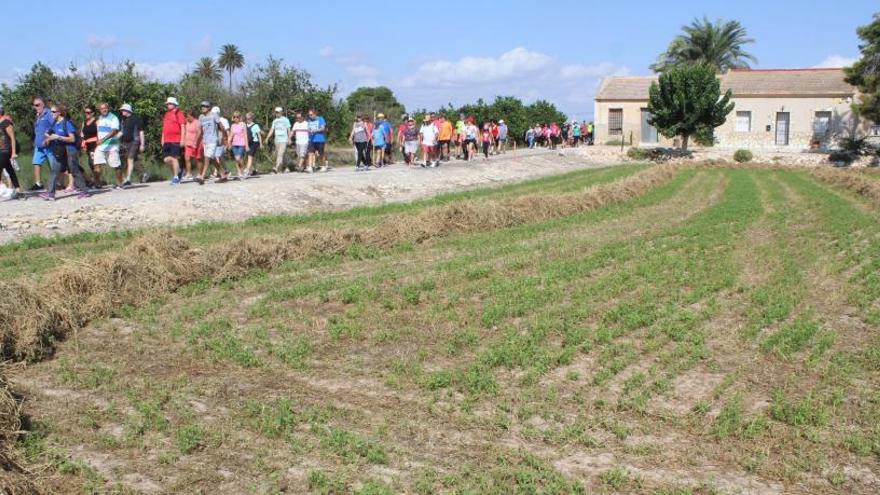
[29,97,55,191]
[195,101,228,184]
[464,118,479,161]
[370,117,386,169]
[80,106,101,187]
[376,113,393,166]
[212,107,230,178]
[39,104,89,200]
[266,107,291,173]
[437,114,454,161]
[161,97,186,185]
[119,103,145,186]
[228,111,249,179]
[349,115,370,171]
[0,105,21,199]
[291,112,310,172]
[94,102,124,189]
[497,120,509,154]
[307,109,328,172]
[402,117,419,166]
[244,112,261,177]
[183,109,202,180]
[480,122,495,161]
[419,116,439,167]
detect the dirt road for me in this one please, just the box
[0,148,620,243]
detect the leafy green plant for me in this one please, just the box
[733,149,753,163]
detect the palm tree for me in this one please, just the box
[218,44,245,92]
[651,17,757,73]
[194,57,222,83]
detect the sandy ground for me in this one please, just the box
[0,148,621,243]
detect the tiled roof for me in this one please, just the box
[595,68,855,101]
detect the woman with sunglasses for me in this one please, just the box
[40,104,89,200]
[80,106,100,188]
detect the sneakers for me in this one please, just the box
[319,166,328,172]
[305,167,314,174]
[170,177,181,185]
[216,175,228,183]
[195,176,205,185]
[122,180,132,188]
[28,183,43,192]
[114,184,124,190]
[38,192,55,201]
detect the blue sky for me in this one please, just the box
[4,0,875,120]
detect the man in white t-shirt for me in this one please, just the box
[419,117,439,168]
[291,112,311,172]
[265,107,291,173]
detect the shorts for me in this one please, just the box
[248,142,260,157]
[185,145,203,160]
[373,145,386,152]
[404,141,419,154]
[122,141,140,161]
[232,145,246,159]
[162,143,181,159]
[33,146,51,165]
[94,148,122,168]
[439,139,451,148]
[203,143,218,159]
[465,138,477,146]
[308,141,326,155]
[214,145,226,159]
[295,143,309,158]
[498,138,507,144]
[422,144,437,153]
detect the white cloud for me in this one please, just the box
[346,64,379,78]
[86,34,118,49]
[192,35,213,54]
[319,46,335,57]
[814,55,858,68]
[401,47,553,87]
[134,61,188,82]
[392,47,627,119]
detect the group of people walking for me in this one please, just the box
[525,121,594,150]
[347,113,510,171]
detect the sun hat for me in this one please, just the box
[119,103,133,113]
[199,100,211,108]
[211,106,221,115]
[165,97,179,106]
[499,119,505,124]
[274,106,283,112]
[377,113,385,118]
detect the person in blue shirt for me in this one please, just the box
[370,122,386,168]
[30,97,56,191]
[307,108,328,172]
[376,113,394,165]
[39,104,89,200]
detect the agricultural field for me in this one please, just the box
[2,162,880,494]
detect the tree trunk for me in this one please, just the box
[681,134,689,150]
[228,69,233,93]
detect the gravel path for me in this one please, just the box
[0,148,621,243]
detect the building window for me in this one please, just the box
[871,125,880,137]
[608,109,623,136]
[735,111,751,132]
[814,111,832,136]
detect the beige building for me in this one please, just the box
[594,68,878,150]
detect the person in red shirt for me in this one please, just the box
[160,97,187,185]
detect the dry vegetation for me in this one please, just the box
[1,162,880,494]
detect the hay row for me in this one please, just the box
[810,167,880,205]
[0,163,680,364]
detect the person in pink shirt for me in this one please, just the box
[227,111,250,179]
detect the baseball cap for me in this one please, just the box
[211,106,221,115]
[377,113,385,118]
[499,119,505,124]
[119,103,133,113]
[200,100,211,108]
[165,97,179,106]
[274,106,283,113]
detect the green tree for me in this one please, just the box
[345,87,406,123]
[194,57,222,83]
[218,44,245,92]
[647,64,734,149]
[845,13,880,124]
[651,17,757,73]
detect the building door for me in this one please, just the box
[640,109,658,143]
[775,112,790,146]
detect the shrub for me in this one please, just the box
[626,147,652,160]
[828,151,855,165]
[733,149,753,163]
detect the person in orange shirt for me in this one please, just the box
[436,113,454,162]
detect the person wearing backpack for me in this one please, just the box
[244,112,261,177]
[39,104,89,200]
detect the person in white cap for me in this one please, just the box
[496,119,508,154]
[161,96,186,185]
[210,106,230,178]
[119,103,145,186]
[265,106,291,173]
